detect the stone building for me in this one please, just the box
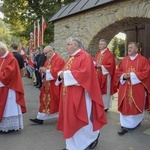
[49,0,150,59]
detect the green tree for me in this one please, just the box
[118,38,125,57]
[111,37,125,57]
[0,0,75,45]
[0,19,20,47]
[115,44,120,56]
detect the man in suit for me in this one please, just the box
[34,47,41,88]
[10,43,24,71]
[36,45,47,88]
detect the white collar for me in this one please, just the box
[49,53,55,61]
[129,53,138,60]
[0,51,9,58]
[100,48,107,54]
[70,49,81,57]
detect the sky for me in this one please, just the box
[0,0,3,19]
[115,32,126,40]
[0,12,3,19]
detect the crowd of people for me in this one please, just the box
[0,37,150,150]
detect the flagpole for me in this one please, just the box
[42,16,47,45]
[42,16,44,45]
[37,19,40,47]
[30,32,34,54]
[34,22,36,48]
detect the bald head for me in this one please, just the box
[44,46,53,51]
[0,42,8,57]
[0,42,8,52]
[44,46,54,59]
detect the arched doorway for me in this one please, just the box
[88,18,150,59]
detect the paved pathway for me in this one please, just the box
[0,77,150,150]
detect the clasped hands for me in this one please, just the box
[39,67,47,73]
[59,71,64,80]
[95,65,101,69]
[123,73,130,80]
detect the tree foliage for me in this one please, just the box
[0,19,20,47]
[111,37,125,57]
[0,0,75,45]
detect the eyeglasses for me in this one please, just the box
[44,51,50,55]
[66,43,73,46]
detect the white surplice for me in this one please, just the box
[119,54,145,129]
[37,53,58,120]
[94,49,112,110]
[0,83,23,132]
[0,52,23,132]
[63,70,99,150]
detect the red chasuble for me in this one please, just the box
[0,52,27,121]
[57,50,107,139]
[39,53,65,114]
[116,54,150,115]
[94,49,117,95]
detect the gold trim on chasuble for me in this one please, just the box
[42,61,52,113]
[63,56,74,101]
[0,59,5,71]
[125,59,141,112]
[96,53,104,74]
[127,66,136,107]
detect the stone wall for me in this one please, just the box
[53,0,150,59]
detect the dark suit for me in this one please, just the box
[38,52,47,67]
[12,52,24,69]
[34,53,42,87]
[36,52,47,88]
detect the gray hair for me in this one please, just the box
[99,39,107,46]
[128,42,139,49]
[44,45,54,51]
[67,37,84,49]
[0,42,8,52]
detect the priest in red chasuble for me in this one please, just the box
[56,37,107,150]
[116,42,150,135]
[0,42,27,132]
[94,39,117,112]
[30,45,65,124]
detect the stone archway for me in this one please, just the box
[52,0,150,59]
[88,17,150,56]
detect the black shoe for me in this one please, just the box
[34,82,38,86]
[118,127,128,135]
[88,133,100,149]
[104,108,109,112]
[62,149,68,150]
[36,84,42,88]
[30,118,43,125]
